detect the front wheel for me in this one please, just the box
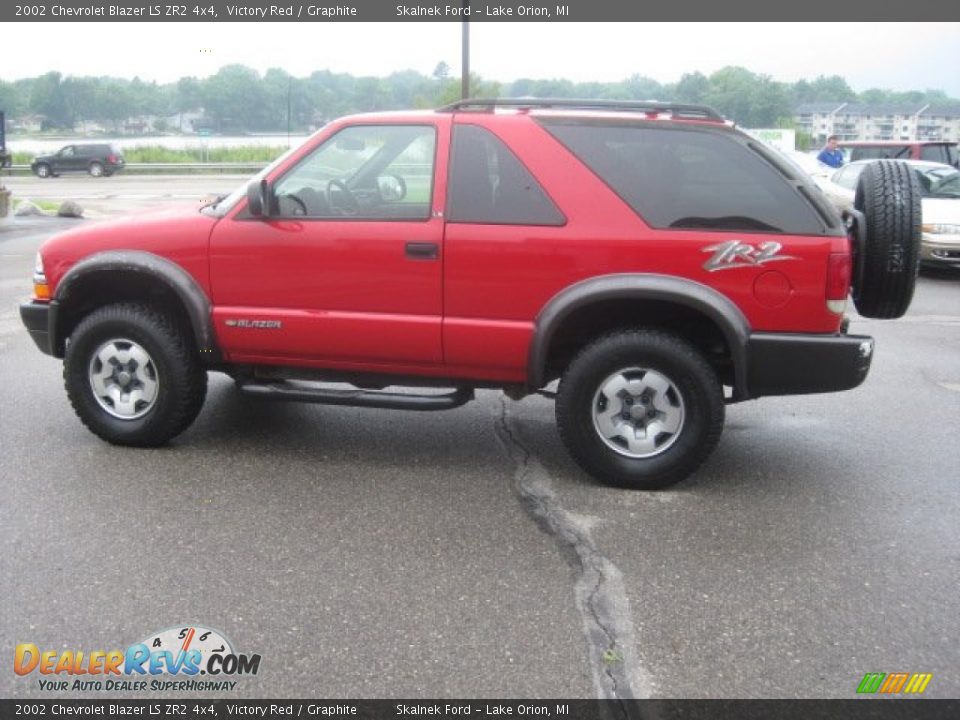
[35,164,51,178]
[64,304,207,446]
[556,329,725,490]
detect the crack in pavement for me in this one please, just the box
[494,396,655,708]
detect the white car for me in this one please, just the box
[816,160,960,268]
[770,148,833,180]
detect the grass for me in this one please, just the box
[123,145,287,164]
[12,198,61,213]
[601,647,623,665]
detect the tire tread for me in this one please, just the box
[64,303,207,447]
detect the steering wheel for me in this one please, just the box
[281,193,308,216]
[327,179,360,216]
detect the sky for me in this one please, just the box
[7,22,960,96]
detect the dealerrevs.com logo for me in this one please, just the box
[14,625,261,692]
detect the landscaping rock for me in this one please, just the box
[14,200,44,217]
[57,200,84,218]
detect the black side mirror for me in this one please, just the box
[246,178,272,218]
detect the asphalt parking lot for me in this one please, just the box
[1,191,958,700]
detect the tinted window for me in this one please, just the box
[919,145,952,163]
[447,124,564,226]
[273,124,435,220]
[851,146,910,161]
[914,166,960,198]
[541,121,824,234]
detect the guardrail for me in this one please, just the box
[5,162,268,174]
[4,161,434,175]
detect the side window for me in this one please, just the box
[852,146,911,161]
[60,146,75,158]
[447,124,564,226]
[919,145,946,163]
[541,121,824,234]
[273,124,436,220]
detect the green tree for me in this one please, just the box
[61,77,99,131]
[623,74,666,101]
[175,77,204,113]
[29,72,73,128]
[437,74,501,105]
[0,80,25,118]
[203,65,269,131]
[94,79,132,129]
[432,61,450,81]
[674,72,709,104]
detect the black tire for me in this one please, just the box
[852,160,921,319]
[556,329,724,490]
[35,164,51,178]
[88,162,104,177]
[64,304,207,447]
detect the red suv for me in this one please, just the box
[20,99,922,489]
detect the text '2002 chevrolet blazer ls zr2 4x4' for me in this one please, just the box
[20,99,922,489]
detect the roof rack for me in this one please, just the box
[437,98,725,122]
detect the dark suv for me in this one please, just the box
[20,99,923,490]
[31,143,125,178]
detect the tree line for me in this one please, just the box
[1,63,955,134]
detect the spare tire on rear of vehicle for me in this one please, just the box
[852,160,921,319]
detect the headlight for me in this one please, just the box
[922,223,960,235]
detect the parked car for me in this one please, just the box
[816,159,960,268]
[773,148,832,179]
[31,143,125,178]
[19,99,923,489]
[840,140,958,168]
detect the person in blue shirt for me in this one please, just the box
[817,135,844,168]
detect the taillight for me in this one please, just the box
[107,154,117,163]
[826,252,851,314]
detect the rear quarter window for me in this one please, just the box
[851,146,910,161]
[919,145,952,163]
[540,120,827,235]
[447,124,564,226]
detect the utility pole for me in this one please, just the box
[461,2,470,100]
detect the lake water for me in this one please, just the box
[7,134,313,155]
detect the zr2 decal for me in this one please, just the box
[702,240,796,272]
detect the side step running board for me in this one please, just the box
[238,381,474,411]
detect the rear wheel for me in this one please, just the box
[89,162,104,177]
[64,304,207,446]
[556,329,724,490]
[852,160,921,319]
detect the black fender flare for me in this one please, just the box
[528,274,752,400]
[53,250,220,361]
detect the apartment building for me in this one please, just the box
[795,103,960,144]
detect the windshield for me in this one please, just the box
[201,144,302,217]
[916,166,960,199]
